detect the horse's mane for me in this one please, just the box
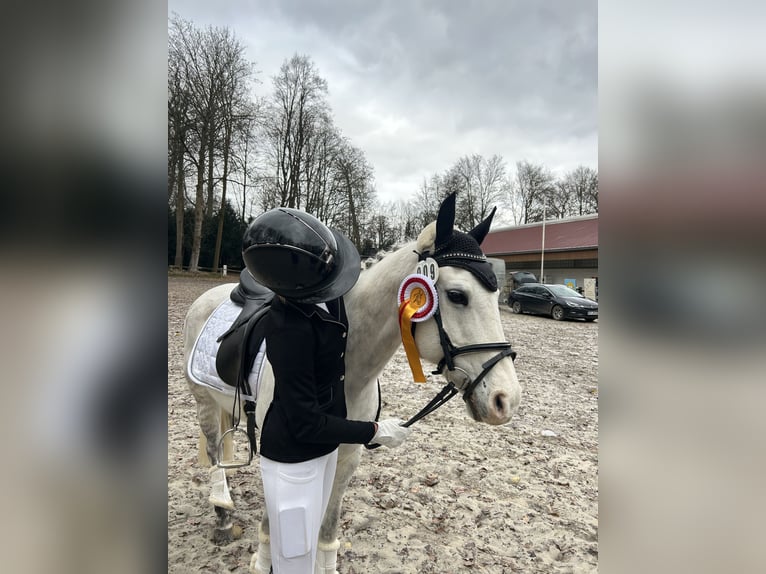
[362,250,391,270]
[361,222,437,271]
[361,243,407,271]
[362,223,437,271]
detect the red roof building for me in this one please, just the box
[483,214,598,292]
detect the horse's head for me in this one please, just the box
[412,193,521,425]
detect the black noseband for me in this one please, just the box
[367,302,517,445]
[431,309,516,403]
[455,344,517,401]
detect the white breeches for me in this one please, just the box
[260,450,338,574]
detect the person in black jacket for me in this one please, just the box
[242,207,411,574]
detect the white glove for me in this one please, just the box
[371,418,411,448]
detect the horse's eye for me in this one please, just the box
[446,290,468,306]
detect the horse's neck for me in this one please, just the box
[344,244,417,386]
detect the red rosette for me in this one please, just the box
[397,274,438,322]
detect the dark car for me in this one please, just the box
[508,283,598,321]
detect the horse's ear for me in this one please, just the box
[468,206,496,245]
[435,192,457,249]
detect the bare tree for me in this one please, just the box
[551,178,574,219]
[382,199,420,243]
[169,16,220,271]
[212,56,256,271]
[449,154,509,229]
[503,176,524,225]
[263,54,329,210]
[332,139,375,247]
[363,210,397,255]
[225,115,259,222]
[513,160,556,223]
[303,115,342,219]
[559,165,598,216]
[255,57,379,251]
[413,173,446,229]
[169,15,256,271]
[168,34,192,268]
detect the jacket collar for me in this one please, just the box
[281,296,344,322]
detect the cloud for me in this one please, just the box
[168,0,597,202]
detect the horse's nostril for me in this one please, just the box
[493,392,508,415]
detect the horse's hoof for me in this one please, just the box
[212,526,235,545]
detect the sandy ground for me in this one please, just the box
[168,274,598,573]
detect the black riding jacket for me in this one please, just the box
[259,295,376,463]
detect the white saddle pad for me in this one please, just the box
[187,298,267,402]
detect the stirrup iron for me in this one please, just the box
[216,426,253,468]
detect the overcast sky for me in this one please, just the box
[168,0,597,206]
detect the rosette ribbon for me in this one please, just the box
[397,274,439,383]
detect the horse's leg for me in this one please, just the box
[249,514,271,574]
[198,410,232,465]
[316,444,362,574]
[189,386,237,544]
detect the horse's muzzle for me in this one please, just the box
[486,389,516,425]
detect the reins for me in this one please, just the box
[366,304,516,449]
[410,305,516,418]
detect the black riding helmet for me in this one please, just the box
[242,208,361,304]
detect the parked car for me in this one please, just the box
[508,283,598,321]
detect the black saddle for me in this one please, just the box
[215,270,274,390]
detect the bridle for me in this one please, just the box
[366,250,518,449]
[366,302,515,449]
[400,305,516,427]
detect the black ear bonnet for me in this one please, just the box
[432,230,498,291]
[426,193,498,292]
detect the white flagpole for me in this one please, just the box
[540,193,547,283]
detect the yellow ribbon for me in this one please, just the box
[399,286,428,383]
